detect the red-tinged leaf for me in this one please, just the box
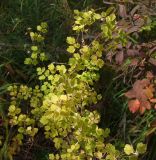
[139,106,146,115]
[125,79,151,101]
[132,80,148,100]
[133,14,141,21]
[146,71,154,80]
[132,80,142,91]
[140,101,151,110]
[115,51,124,64]
[128,99,140,113]
[150,98,156,103]
[140,79,150,88]
[154,104,156,109]
[125,90,136,99]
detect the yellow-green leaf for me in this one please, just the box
[66,37,76,45]
[67,46,75,53]
[124,144,134,155]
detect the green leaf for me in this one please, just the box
[40,117,48,125]
[66,37,76,45]
[9,105,16,112]
[103,128,110,138]
[136,143,147,154]
[48,64,55,71]
[41,22,48,29]
[31,46,38,51]
[106,7,115,16]
[37,25,42,31]
[81,45,89,53]
[56,65,66,74]
[101,25,109,37]
[54,138,62,149]
[94,13,101,20]
[72,26,79,31]
[96,51,102,57]
[39,75,46,80]
[106,154,115,160]
[96,127,104,136]
[97,59,104,68]
[67,46,75,53]
[109,14,116,21]
[129,155,138,160]
[74,53,80,60]
[24,58,32,65]
[124,144,134,155]
[49,154,55,160]
[31,53,37,59]
[18,127,24,133]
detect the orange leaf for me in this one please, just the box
[128,99,140,113]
